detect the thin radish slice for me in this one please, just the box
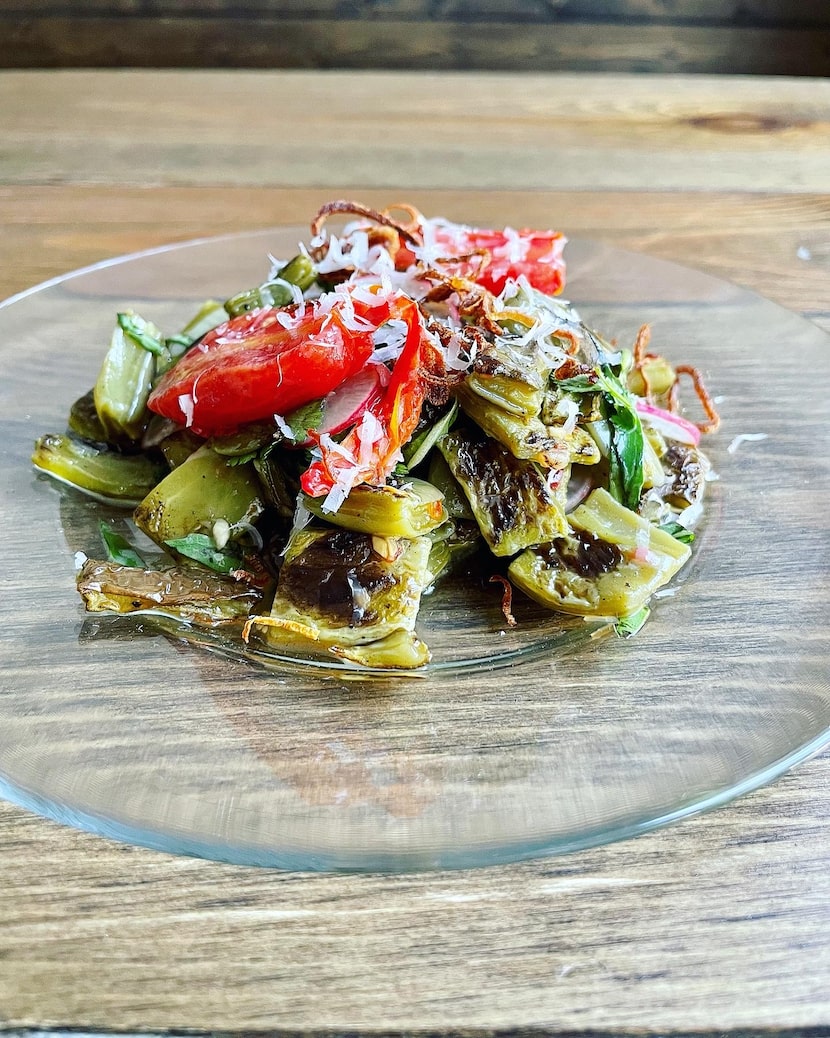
[635,399,701,447]
[565,466,593,512]
[295,365,385,446]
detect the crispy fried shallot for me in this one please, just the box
[634,324,719,435]
[553,357,598,383]
[311,200,423,247]
[670,364,721,434]
[418,312,478,404]
[430,247,492,283]
[632,323,656,399]
[422,270,505,335]
[489,574,518,628]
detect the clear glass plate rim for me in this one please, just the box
[1,724,827,872]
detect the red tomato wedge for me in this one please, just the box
[396,220,567,297]
[147,304,376,437]
[300,295,429,508]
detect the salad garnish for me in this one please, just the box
[33,201,719,669]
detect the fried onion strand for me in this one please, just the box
[670,364,721,434]
[311,200,423,246]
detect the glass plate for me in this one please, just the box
[0,229,828,872]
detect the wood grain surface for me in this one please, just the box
[0,70,829,1034]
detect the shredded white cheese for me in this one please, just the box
[316,434,361,514]
[356,410,384,469]
[275,302,308,330]
[286,279,307,307]
[551,396,580,435]
[676,500,703,528]
[372,318,408,362]
[281,496,313,555]
[441,329,476,372]
[500,225,525,264]
[178,392,195,427]
[727,432,768,454]
[314,230,369,275]
[273,412,296,441]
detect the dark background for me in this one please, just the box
[3,1,829,74]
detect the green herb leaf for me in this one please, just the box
[607,401,645,511]
[99,521,147,568]
[561,364,644,511]
[552,358,645,511]
[553,374,599,394]
[283,399,324,443]
[165,533,243,574]
[117,312,166,356]
[615,605,650,638]
[659,521,695,544]
[596,368,644,509]
[225,451,259,467]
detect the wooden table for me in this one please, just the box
[1,70,829,1033]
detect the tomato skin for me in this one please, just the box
[147,305,375,437]
[396,221,566,297]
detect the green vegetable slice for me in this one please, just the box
[508,487,691,618]
[437,427,568,557]
[133,445,263,549]
[402,400,458,468]
[32,433,167,506]
[246,526,433,667]
[93,313,159,443]
[76,558,263,625]
[302,478,447,538]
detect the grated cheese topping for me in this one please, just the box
[727,432,768,454]
[178,392,195,427]
[273,412,295,441]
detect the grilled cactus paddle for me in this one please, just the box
[302,478,447,538]
[462,369,544,420]
[508,487,691,618]
[93,310,161,444]
[250,526,433,667]
[437,427,568,556]
[223,253,317,317]
[455,382,570,469]
[32,433,167,506]
[77,558,264,625]
[425,519,481,587]
[67,389,110,444]
[134,444,263,550]
[330,628,431,669]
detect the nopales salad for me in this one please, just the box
[33,201,720,669]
